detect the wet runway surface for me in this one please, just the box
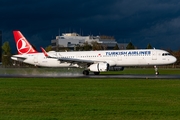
[1,74,180,79]
[0,68,179,79]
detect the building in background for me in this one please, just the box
[51,32,127,50]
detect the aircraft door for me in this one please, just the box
[76,54,80,59]
[117,55,122,61]
[34,55,38,65]
[152,51,157,60]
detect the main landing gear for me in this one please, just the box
[94,72,100,75]
[83,70,100,75]
[154,66,159,75]
[83,70,89,75]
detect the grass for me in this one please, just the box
[0,78,180,119]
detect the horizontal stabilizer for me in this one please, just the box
[11,56,27,61]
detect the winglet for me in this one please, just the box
[40,47,49,57]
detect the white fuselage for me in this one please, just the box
[11,49,177,68]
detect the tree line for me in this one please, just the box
[1,41,180,67]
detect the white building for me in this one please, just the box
[51,33,127,50]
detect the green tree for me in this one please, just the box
[113,44,119,50]
[91,41,104,50]
[45,45,52,52]
[126,42,135,49]
[55,45,68,52]
[74,44,83,51]
[2,41,12,67]
[82,42,92,51]
[146,43,152,49]
[172,50,180,66]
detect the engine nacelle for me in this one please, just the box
[89,63,109,72]
[109,66,124,71]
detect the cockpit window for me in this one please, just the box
[162,53,171,56]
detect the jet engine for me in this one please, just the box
[89,62,110,72]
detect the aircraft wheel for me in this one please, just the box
[83,70,89,75]
[155,72,159,75]
[94,72,100,75]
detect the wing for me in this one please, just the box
[40,47,105,65]
[56,57,95,64]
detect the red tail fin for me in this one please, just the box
[13,31,38,54]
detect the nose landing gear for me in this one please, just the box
[154,66,159,75]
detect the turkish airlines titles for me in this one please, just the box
[106,51,151,56]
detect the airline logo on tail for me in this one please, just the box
[13,31,37,54]
[17,38,32,54]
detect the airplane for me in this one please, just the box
[11,30,177,75]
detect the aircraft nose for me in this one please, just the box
[172,56,177,63]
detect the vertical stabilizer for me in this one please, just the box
[13,31,37,54]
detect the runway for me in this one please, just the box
[88,74,180,79]
[1,74,180,79]
[0,68,179,79]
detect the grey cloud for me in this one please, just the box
[1,0,180,51]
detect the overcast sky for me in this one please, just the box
[1,0,180,52]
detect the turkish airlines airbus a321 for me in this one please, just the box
[11,31,177,75]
